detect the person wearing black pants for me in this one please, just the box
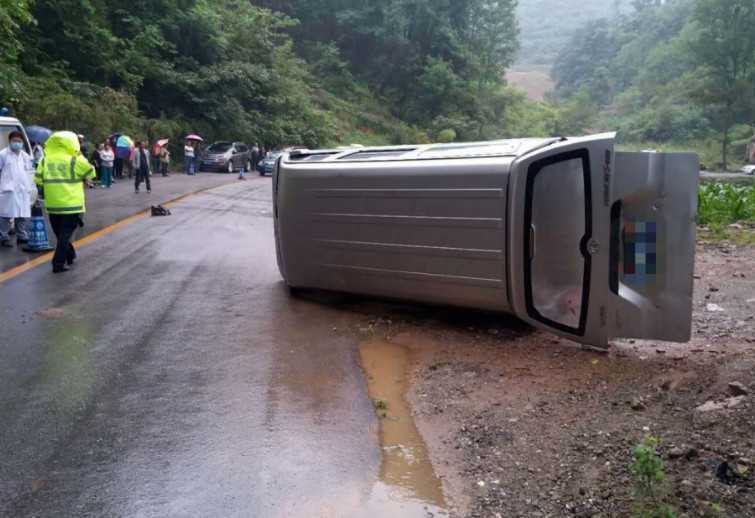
[114,156,123,179]
[133,141,152,193]
[49,214,79,272]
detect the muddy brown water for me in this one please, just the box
[359,337,449,517]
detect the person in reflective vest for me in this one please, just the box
[35,131,96,273]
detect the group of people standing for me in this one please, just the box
[88,139,172,192]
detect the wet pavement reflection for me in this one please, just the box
[0,178,447,517]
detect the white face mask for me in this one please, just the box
[10,141,24,152]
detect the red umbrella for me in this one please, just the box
[185,134,203,142]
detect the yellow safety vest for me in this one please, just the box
[34,131,95,214]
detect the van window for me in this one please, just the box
[524,150,592,334]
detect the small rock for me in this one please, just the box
[668,447,685,459]
[706,303,725,312]
[728,382,749,396]
[685,447,699,460]
[695,396,746,413]
[630,397,646,411]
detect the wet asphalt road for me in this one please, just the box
[0,178,382,517]
[0,171,241,273]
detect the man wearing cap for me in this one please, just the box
[0,130,34,248]
[35,131,96,273]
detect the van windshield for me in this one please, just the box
[524,151,591,334]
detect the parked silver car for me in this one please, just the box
[272,134,699,348]
[201,141,252,173]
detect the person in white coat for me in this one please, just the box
[0,130,35,247]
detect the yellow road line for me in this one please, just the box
[0,189,210,284]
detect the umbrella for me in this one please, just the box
[156,138,170,147]
[25,125,53,144]
[185,134,203,142]
[116,135,134,148]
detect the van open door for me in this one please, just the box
[508,134,698,348]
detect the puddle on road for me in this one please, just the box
[359,337,448,518]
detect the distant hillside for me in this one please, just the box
[517,0,632,65]
[505,65,554,101]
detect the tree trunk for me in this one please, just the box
[722,126,729,172]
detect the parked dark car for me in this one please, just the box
[201,141,252,173]
[258,150,284,176]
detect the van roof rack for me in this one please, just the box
[287,138,563,163]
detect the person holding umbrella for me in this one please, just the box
[115,135,134,179]
[184,140,195,175]
[25,126,52,169]
[185,134,203,175]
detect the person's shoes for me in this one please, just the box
[135,189,139,193]
[1,240,12,248]
[66,256,75,266]
[52,265,70,274]
[147,189,151,193]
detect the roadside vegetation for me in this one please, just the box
[1,0,752,171]
[698,183,755,244]
[551,0,755,171]
[631,436,677,518]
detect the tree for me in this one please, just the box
[687,0,755,170]
[467,0,519,89]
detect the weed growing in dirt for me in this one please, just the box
[704,502,723,517]
[631,436,677,518]
[698,183,755,226]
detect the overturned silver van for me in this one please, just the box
[272,134,698,348]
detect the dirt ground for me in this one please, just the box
[349,238,755,518]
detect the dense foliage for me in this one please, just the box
[1,0,751,167]
[552,0,755,169]
[0,0,529,149]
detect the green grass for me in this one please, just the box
[698,183,755,226]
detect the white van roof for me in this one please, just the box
[0,116,22,126]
